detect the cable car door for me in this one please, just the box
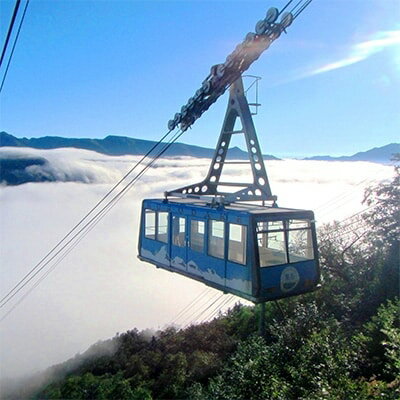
[187,217,209,279]
[170,214,188,272]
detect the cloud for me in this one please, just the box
[310,29,400,76]
[0,148,394,383]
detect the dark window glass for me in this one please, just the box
[190,220,205,252]
[173,216,186,247]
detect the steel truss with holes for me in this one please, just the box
[166,76,277,204]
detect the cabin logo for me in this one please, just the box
[280,266,300,293]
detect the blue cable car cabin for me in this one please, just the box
[138,198,320,303]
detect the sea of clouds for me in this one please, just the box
[0,146,394,381]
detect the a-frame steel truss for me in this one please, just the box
[166,77,277,204]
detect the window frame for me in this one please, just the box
[190,219,205,253]
[208,219,225,259]
[144,209,156,240]
[228,223,247,265]
[256,219,314,267]
[156,211,169,243]
[172,215,186,247]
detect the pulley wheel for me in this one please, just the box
[216,64,225,79]
[245,32,256,43]
[181,104,188,117]
[168,119,176,131]
[265,7,279,23]
[194,89,203,100]
[201,80,211,94]
[269,26,281,41]
[255,20,266,35]
[280,12,293,28]
[188,97,195,109]
[174,113,181,124]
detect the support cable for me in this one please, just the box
[179,292,222,327]
[0,128,186,316]
[196,294,230,324]
[293,0,313,20]
[0,0,30,93]
[171,288,212,325]
[0,128,174,308]
[0,0,21,68]
[185,293,226,327]
[200,295,235,323]
[278,0,295,16]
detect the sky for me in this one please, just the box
[0,147,394,381]
[0,0,399,157]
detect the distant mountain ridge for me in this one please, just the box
[1,132,398,165]
[0,132,278,160]
[304,143,400,164]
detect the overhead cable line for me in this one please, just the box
[179,291,222,326]
[278,0,295,16]
[0,128,187,317]
[204,294,235,322]
[0,0,21,67]
[184,293,226,327]
[171,288,212,325]
[292,0,313,20]
[0,0,30,93]
[0,128,175,308]
[199,295,236,324]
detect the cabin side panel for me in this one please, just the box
[139,200,170,268]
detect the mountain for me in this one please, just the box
[0,132,278,160]
[304,143,400,163]
[0,155,50,185]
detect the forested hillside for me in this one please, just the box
[5,159,399,400]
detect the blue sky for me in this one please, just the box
[0,0,399,157]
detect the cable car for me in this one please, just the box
[138,75,320,303]
[138,198,319,303]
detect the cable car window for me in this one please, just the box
[145,209,156,239]
[258,231,287,267]
[157,212,169,243]
[209,220,225,259]
[228,224,247,265]
[190,220,205,252]
[257,221,284,232]
[173,216,186,247]
[289,219,310,230]
[288,224,314,262]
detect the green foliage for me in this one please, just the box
[38,373,141,400]
[202,305,370,400]
[363,153,399,246]
[359,299,400,380]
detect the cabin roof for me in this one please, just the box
[144,198,314,217]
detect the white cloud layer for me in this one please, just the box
[0,147,394,382]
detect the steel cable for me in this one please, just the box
[0,0,30,93]
[0,0,21,67]
[0,129,184,314]
[0,129,175,308]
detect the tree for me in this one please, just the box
[363,154,399,247]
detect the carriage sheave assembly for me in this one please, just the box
[138,2,320,303]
